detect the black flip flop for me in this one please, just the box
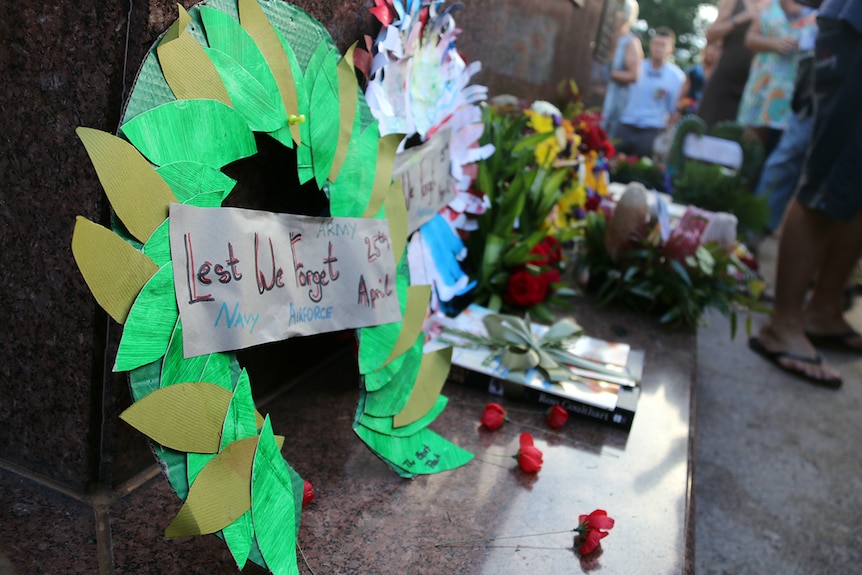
[748,337,842,389]
[805,330,862,353]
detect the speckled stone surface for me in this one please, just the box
[0,468,100,574]
[0,297,695,575]
[455,0,605,102]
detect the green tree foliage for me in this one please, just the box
[637,0,717,66]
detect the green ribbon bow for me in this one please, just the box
[444,313,630,385]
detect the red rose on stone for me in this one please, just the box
[481,403,507,430]
[515,432,543,473]
[504,269,550,308]
[546,405,569,429]
[302,480,315,507]
[575,509,615,555]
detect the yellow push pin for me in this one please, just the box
[288,114,306,125]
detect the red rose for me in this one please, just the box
[546,405,568,429]
[504,269,550,308]
[302,480,315,507]
[481,403,507,430]
[515,432,543,473]
[575,509,615,555]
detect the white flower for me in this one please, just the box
[530,100,562,118]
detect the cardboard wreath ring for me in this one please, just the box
[70,1,471,573]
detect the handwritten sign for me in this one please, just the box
[169,204,402,358]
[392,127,454,234]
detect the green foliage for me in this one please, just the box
[466,105,572,311]
[638,0,716,66]
[577,211,764,328]
[612,157,667,192]
[667,115,767,236]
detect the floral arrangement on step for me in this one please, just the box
[576,183,766,329]
[465,101,579,321]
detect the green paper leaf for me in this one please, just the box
[223,509,255,569]
[119,381,233,453]
[359,395,448,437]
[204,47,286,132]
[252,417,299,575]
[364,285,430,374]
[188,452,216,485]
[353,424,473,477]
[222,369,258,447]
[156,161,236,202]
[363,334,424,413]
[121,99,256,168]
[165,435,258,537]
[328,44,358,182]
[358,257,411,375]
[393,346,452,428]
[114,263,178,372]
[142,219,171,268]
[329,120,379,218]
[183,190,232,208]
[296,41,331,183]
[200,6,279,96]
[71,217,159,324]
[309,47,340,188]
[161,318,233,391]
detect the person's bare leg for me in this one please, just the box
[757,200,841,380]
[804,208,862,347]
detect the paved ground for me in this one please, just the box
[695,237,862,574]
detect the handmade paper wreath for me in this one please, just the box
[71,1,471,573]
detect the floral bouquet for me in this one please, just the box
[465,101,579,321]
[576,184,765,328]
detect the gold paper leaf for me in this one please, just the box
[71,217,159,324]
[119,381,233,453]
[76,127,178,243]
[165,436,259,537]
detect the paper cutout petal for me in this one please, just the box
[187,451,215,485]
[328,44,358,182]
[392,346,452,427]
[363,333,423,412]
[76,128,178,243]
[360,394,447,437]
[354,424,473,477]
[161,4,192,44]
[71,217,159,324]
[252,417,299,575]
[238,0,301,144]
[119,381,233,453]
[156,161,236,202]
[267,27,309,149]
[165,435,259,537]
[121,99,256,168]
[114,264,178,372]
[157,17,232,105]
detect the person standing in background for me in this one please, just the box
[749,0,862,386]
[736,0,817,156]
[612,27,686,158]
[697,0,765,127]
[601,0,644,137]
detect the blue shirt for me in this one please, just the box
[619,60,686,129]
[820,0,862,33]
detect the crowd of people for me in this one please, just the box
[600,0,862,386]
